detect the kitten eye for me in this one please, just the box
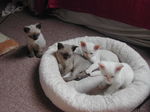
[111,76,114,78]
[84,51,88,54]
[90,53,93,55]
[104,75,107,77]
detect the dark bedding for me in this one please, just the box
[35,0,150,29]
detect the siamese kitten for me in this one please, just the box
[54,43,91,82]
[99,61,134,95]
[80,41,119,74]
[24,23,46,58]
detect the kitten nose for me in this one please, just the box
[31,34,39,40]
[63,54,71,60]
[84,53,89,59]
[33,34,38,39]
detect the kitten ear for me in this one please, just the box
[36,23,41,29]
[99,64,105,69]
[24,27,30,33]
[72,45,78,51]
[80,41,86,47]
[57,43,64,50]
[94,45,100,50]
[115,65,124,72]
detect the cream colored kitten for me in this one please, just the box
[99,61,134,95]
[24,23,46,58]
[80,41,119,75]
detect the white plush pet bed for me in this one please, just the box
[39,36,150,112]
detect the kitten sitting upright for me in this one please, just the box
[24,23,46,58]
[80,41,119,75]
[99,61,134,95]
[54,43,91,82]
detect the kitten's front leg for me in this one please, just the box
[28,45,35,57]
[64,67,85,82]
[36,48,43,58]
[86,63,99,74]
[62,64,73,76]
[90,71,102,76]
[104,83,121,95]
[34,45,44,58]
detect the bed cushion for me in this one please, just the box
[39,36,150,112]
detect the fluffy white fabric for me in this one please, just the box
[39,36,150,112]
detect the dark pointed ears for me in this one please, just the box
[57,43,64,50]
[72,45,78,51]
[36,23,41,29]
[23,27,30,33]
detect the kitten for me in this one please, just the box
[80,41,119,75]
[24,23,46,58]
[99,61,134,95]
[54,43,91,82]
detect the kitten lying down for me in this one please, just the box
[78,41,134,94]
[54,43,92,82]
[99,61,134,95]
[54,42,134,95]
[79,41,119,75]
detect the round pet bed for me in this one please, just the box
[39,36,150,112]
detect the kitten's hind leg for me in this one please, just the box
[63,75,77,82]
[63,67,86,82]
[63,72,72,78]
[76,72,88,80]
[63,72,87,81]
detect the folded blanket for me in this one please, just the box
[0,32,19,56]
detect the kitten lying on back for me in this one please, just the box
[54,43,91,82]
[99,61,134,95]
[80,41,119,75]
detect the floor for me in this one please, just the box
[0,7,150,112]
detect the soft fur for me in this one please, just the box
[99,61,134,95]
[80,41,119,75]
[54,43,91,81]
[24,23,46,57]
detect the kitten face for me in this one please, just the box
[57,43,78,60]
[99,61,123,84]
[24,23,41,40]
[80,41,100,59]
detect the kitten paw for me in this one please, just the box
[85,70,91,74]
[63,77,72,82]
[29,53,35,57]
[36,53,42,58]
